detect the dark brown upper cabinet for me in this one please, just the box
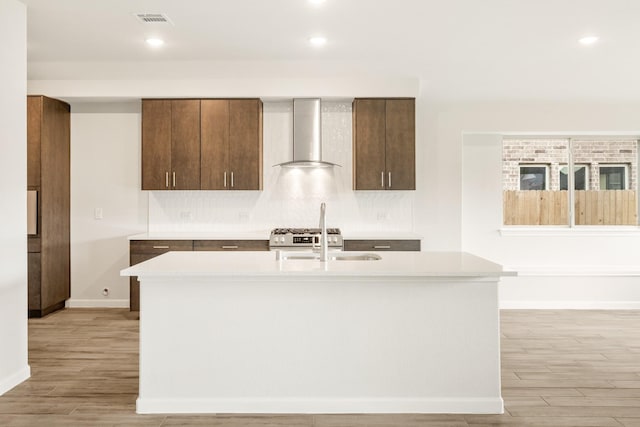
[201,99,263,190]
[352,98,415,190]
[142,99,201,190]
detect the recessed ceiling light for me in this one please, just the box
[309,0,326,4]
[579,35,599,45]
[145,38,165,47]
[309,36,327,47]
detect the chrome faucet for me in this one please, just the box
[319,202,328,262]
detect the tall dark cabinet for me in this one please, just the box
[27,95,70,318]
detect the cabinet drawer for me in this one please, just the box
[128,240,193,312]
[28,236,41,253]
[130,253,159,266]
[343,239,420,252]
[129,253,160,312]
[193,240,269,251]
[130,240,194,255]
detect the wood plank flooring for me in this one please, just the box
[0,309,639,426]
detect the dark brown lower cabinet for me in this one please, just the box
[343,239,421,251]
[129,240,193,311]
[129,239,269,311]
[193,240,269,251]
[28,252,42,313]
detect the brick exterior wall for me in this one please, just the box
[503,139,637,191]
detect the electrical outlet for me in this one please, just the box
[94,208,103,220]
[180,211,192,220]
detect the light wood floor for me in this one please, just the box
[0,309,639,426]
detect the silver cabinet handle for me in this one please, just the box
[221,245,239,249]
[388,172,392,189]
[224,171,227,188]
[165,172,169,188]
[374,245,391,249]
[231,171,234,188]
[152,245,170,249]
[381,171,384,188]
[172,172,176,188]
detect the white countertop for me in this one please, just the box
[128,231,422,241]
[121,250,515,278]
[340,231,422,240]
[128,231,270,240]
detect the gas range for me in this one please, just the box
[269,228,343,250]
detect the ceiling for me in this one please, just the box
[22,0,640,101]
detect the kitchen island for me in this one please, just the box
[121,251,515,415]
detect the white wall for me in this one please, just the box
[28,75,419,101]
[31,74,640,309]
[33,74,421,308]
[66,99,417,307]
[454,102,640,308]
[149,101,415,233]
[68,102,148,307]
[0,0,29,395]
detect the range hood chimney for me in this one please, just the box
[276,98,340,168]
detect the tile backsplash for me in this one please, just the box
[148,100,414,233]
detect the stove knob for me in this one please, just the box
[279,236,285,243]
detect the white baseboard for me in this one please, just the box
[66,299,129,308]
[500,301,640,310]
[0,365,30,396]
[136,397,504,415]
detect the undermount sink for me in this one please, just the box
[276,251,382,261]
[330,253,382,261]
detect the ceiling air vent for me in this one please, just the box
[134,13,173,25]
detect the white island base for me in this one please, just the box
[122,251,513,415]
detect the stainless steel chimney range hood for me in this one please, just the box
[275,98,340,168]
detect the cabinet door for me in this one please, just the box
[343,239,420,251]
[385,99,415,190]
[229,99,262,190]
[129,240,193,311]
[171,100,201,190]
[28,252,41,311]
[40,96,71,310]
[353,99,386,190]
[201,100,229,190]
[129,253,157,312]
[142,100,172,190]
[27,96,42,187]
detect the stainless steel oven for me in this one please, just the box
[269,228,343,251]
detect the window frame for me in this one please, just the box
[502,137,639,229]
[518,164,549,191]
[559,164,589,191]
[598,164,629,190]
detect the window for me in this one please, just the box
[503,138,638,226]
[559,165,588,190]
[599,165,627,190]
[519,165,547,190]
